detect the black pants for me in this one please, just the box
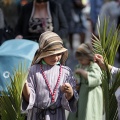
[0,29,4,45]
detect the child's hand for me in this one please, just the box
[75,68,83,75]
[75,68,88,79]
[61,83,73,100]
[76,83,80,91]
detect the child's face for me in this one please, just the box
[77,57,90,65]
[43,53,62,65]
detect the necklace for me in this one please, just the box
[40,64,62,103]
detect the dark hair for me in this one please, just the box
[75,43,94,61]
[75,52,87,58]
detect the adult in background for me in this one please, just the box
[95,0,120,61]
[0,8,5,45]
[95,0,120,36]
[68,0,87,50]
[15,0,68,42]
[89,0,103,34]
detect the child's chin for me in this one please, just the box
[49,62,57,66]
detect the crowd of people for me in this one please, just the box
[1,0,120,120]
[1,0,120,49]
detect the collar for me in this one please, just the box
[41,60,60,65]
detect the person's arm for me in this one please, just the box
[94,54,119,74]
[56,3,68,38]
[108,64,113,71]
[0,8,4,29]
[109,2,120,18]
[94,54,112,70]
[111,66,120,75]
[61,68,78,112]
[21,68,36,111]
[75,63,102,87]
[15,5,25,38]
[0,8,4,44]
[115,86,120,120]
[22,81,30,102]
[75,68,88,79]
[61,83,73,100]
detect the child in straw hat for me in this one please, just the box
[22,31,78,120]
[68,43,103,120]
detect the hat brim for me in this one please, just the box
[35,48,68,64]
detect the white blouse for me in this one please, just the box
[112,66,120,120]
[111,66,119,75]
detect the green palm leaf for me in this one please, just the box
[0,63,28,120]
[92,17,120,120]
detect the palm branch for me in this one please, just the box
[92,17,120,120]
[0,63,28,120]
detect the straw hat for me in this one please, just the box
[75,43,94,61]
[32,31,68,65]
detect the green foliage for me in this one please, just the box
[92,17,120,120]
[0,63,28,120]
